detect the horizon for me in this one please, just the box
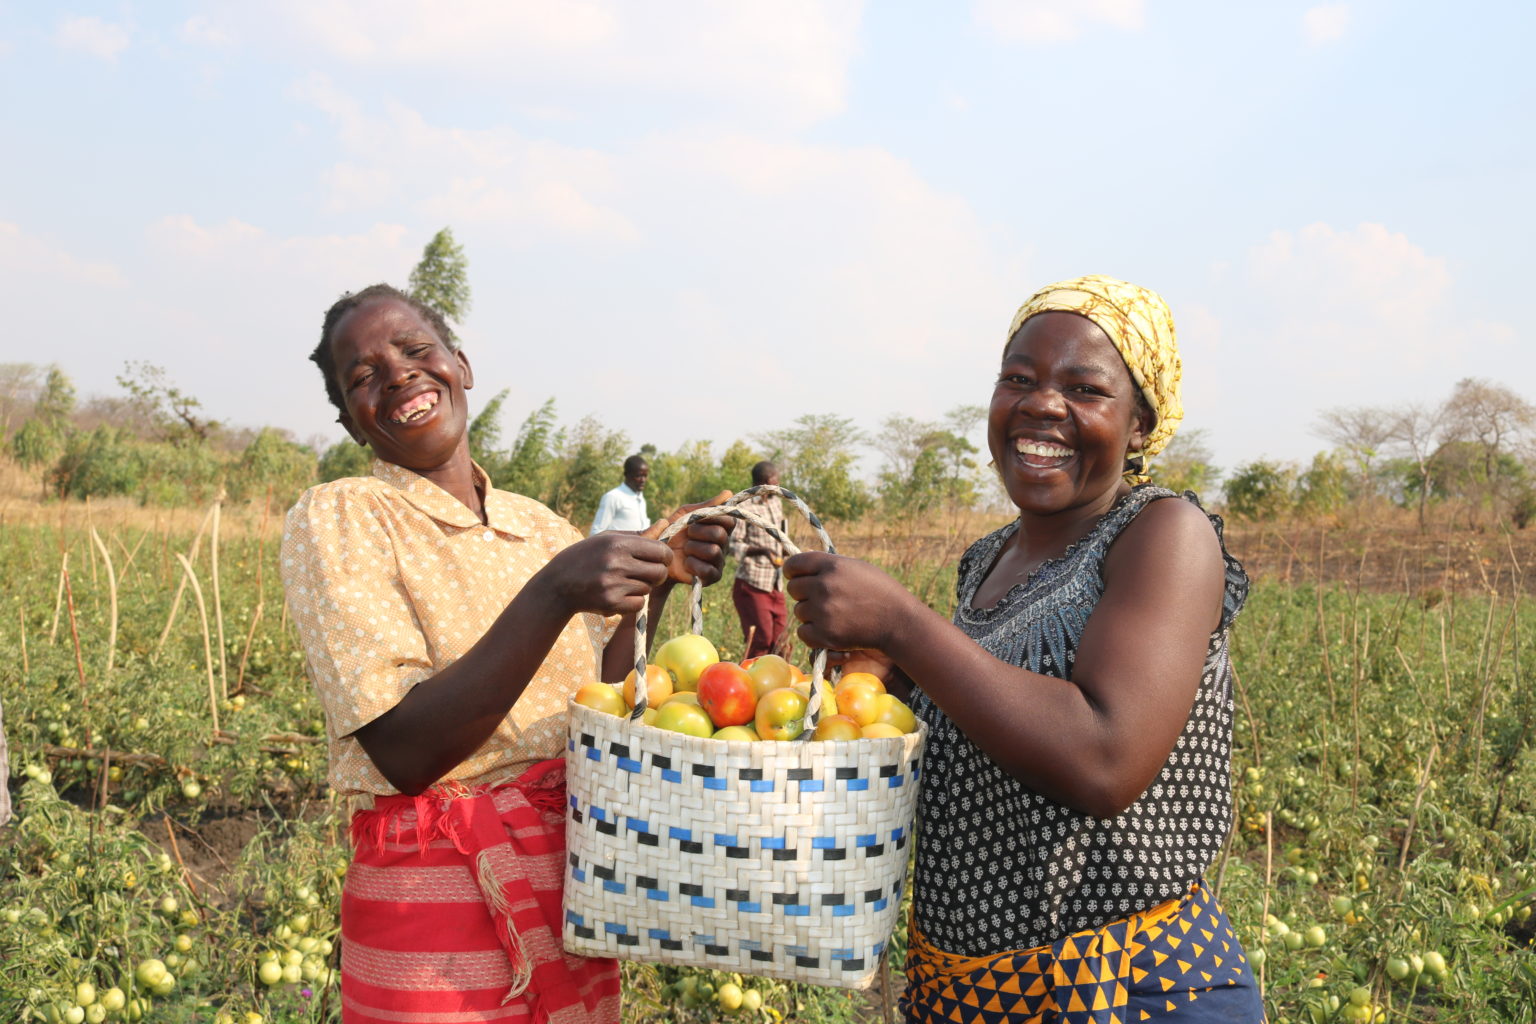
[2,2,1531,480]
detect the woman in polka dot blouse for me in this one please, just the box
[281,283,732,1023]
[785,277,1264,1023]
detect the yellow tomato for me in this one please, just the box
[573,682,627,717]
[623,664,673,709]
[861,723,904,739]
[755,688,809,741]
[838,671,886,695]
[811,714,863,741]
[870,694,918,734]
[653,701,715,738]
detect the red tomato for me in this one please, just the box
[696,662,758,727]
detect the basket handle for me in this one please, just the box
[628,485,836,740]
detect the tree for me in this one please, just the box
[10,365,76,470]
[1387,402,1448,528]
[872,414,977,516]
[1223,460,1295,521]
[0,362,42,435]
[468,388,511,482]
[545,416,630,525]
[318,439,373,482]
[755,414,870,521]
[497,397,560,498]
[1440,377,1535,514]
[409,227,472,334]
[1148,428,1219,495]
[116,361,220,445]
[1315,405,1396,500]
[233,429,316,507]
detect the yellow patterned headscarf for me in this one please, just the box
[1007,275,1182,483]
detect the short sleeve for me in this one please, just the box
[281,485,434,740]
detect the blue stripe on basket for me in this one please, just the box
[831,948,856,958]
[892,826,906,841]
[750,779,774,792]
[846,778,869,791]
[812,837,837,849]
[798,779,824,792]
[873,898,889,911]
[590,806,608,822]
[739,902,761,913]
[785,945,808,956]
[856,833,877,847]
[690,896,715,908]
[566,739,575,752]
[568,795,578,809]
[565,910,583,926]
[783,905,810,917]
[760,836,786,849]
[648,928,671,940]
[617,756,642,772]
[703,777,726,791]
[692,935,716,945]
[739,940,762,951]
[572,867,586,883]
[713,834,739,847]
[604,922,628,935]
[647,889,667,901]
[833,905,854,917]
[602,879,626,894]
[584,747,600,761]
[889,774,905,787]
[662,768,682,783]
[875,938,888,955]
[669,826,692,842]
[626,817,649,833]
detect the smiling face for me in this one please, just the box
[329,296,475,478]
[988,311,1151,524]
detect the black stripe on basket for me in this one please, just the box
[661,940,684,951]
[738,768,764,781]
[691,763,717,777]
[569,853,580,867]
[638,833,659,847]
[651,753,672,770]
[726,846,748,859]
[596,820,617,836]
[865,888,884,902]
[795,956,820,968]
[679,883,703,897]
[573,925,595,939]
[726,889,750,902]
[771,847,796,860]
[680,840,703,854]
[771,893,802,905]
[750,949,773,961]
[705,944,728,956]
[638,875,658,889]
[786,768,814,780]
[820,848,846,860]
[835,767,859,780]
[841,959,867,971]
[579,732,595,748]
[594,864,615,881]
[864,844,885,857]
[618,934,639,946]
[820,894,847,905]
[609,741,630,758]
[878,764,898,777]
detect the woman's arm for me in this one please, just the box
[784,498,1224,817]
[355,531,671,794]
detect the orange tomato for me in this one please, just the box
[838,671,887,695]
[623,664,673,710]
[861,723,904,739]
[712,724,760,742]
[811,714,863,741]
[754,687,809,741]
[835,684,882,728]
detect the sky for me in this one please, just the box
[2,1,1532,480]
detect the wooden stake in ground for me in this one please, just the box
[156,500,218,653]
[211,494,228,701]
[63,565,92,751]
[49,549,68,645]
[89,527,119,678]
[18,605,28,678]
[174,552,221,736]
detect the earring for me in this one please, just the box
[1124,449,1145,475]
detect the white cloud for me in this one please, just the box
[0,222,123,287]
[194,0,863,128]
[55,15,131,60]
[180,15,232,46]
[973,0,1144,43]
[1303,4,1351,46]
[291,75,639,241]
[1190,222,1526,469]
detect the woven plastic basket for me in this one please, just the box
[563,485,925,989]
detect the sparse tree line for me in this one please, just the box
[6,227,1530,529]
[1219,378,1536,528]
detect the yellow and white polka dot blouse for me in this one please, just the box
[281,459,616,797]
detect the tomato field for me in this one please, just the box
[2,496,1535,1022]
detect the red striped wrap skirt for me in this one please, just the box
[342,759,621,1023]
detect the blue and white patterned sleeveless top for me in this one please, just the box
[909,486,1249,956]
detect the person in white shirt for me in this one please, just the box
[590,455,651,534]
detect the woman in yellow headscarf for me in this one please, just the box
[785,276,1264,1022]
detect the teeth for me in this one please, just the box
[1015,440,1072,458]
[390,392,438,424]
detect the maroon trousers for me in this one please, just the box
[732,577,787,659]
